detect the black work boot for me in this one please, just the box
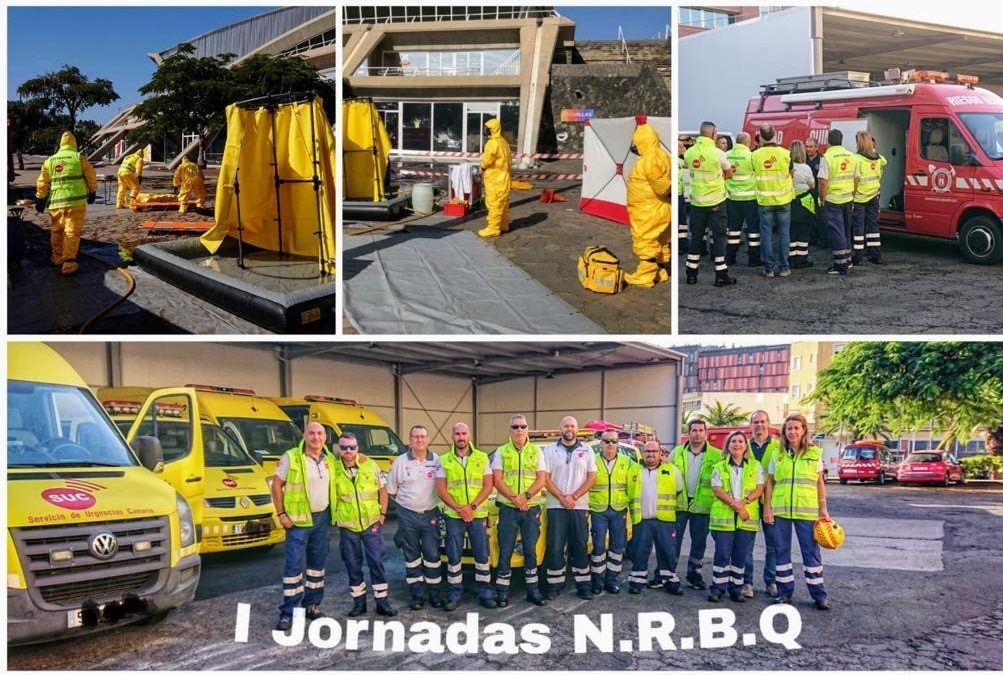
[685,271,698,285]
[376,599,397,617]
[714,271,738,287]
[347,598,367,617]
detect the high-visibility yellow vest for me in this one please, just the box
[43,148,89,210]
[440,446,490,519]
[627,462,683,524]
[709,458,762,532]
[685,136,727,207]
[725,144,757,201]
[281,442,338,527]
[589,451,632,512]
[854,153,887,203]
[333,456,382,532]
[750,436,780,473]
[118,152,144,177]
[823,146,857,204]
[494,439,544,508]
[670,443,723,514]
[750,144,794,206]
[771,446,823,521]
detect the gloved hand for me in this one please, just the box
[35,198,46,213]
[87,192,97,204]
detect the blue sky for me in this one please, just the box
[7,5,670,125]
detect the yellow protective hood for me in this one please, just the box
[202,97,337,274]
[486,118,503,138]
[59,131,78,150]
[632,124,661,156]
[342,99,391,201]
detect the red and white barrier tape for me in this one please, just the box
[393,150,583,160]
[398,169,581,181]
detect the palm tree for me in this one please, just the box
[703,400,749,427]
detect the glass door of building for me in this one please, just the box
[463,102,501,154]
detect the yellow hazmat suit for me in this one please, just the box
[36,132,98,275]
[624,124,671,287]
[478,118,512,238]
[116,150,144,208]
[173,157,208,214]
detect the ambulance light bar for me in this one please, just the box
[185,384,256,396]
[102,400,142,415]
[780,84,915,105]
[304,394,359,406]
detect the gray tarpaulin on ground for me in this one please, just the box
[344,230,604,335]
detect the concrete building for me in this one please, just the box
[342,5,670,157]
[677,344,790,423]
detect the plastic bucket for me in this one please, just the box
[411,183,434,214]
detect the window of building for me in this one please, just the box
[791,384,801,399]
[792,355,801,371]
[758,7,785,18]
[402,102,432,152]
[383,49,519,77]
[680,7,731,30]
[432,103,463,152]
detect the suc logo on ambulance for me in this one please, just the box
[42,487,96,510]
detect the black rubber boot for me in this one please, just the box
[714,271,738,287]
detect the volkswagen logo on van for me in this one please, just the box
[89,532,119,560]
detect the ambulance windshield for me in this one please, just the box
[959,113,1003,160]
[8,381,138,468]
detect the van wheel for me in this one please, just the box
[959,216,1003,264]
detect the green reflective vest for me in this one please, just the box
[771,446,823,521]
[709,458,762,532]
[823,146,857,204]
[440,445,490,519]
[118,152,144,177]
[854,153,887,203]
[281,442,338,527]
[725,144,757,201]
[626,462,685,524]
[590,451,632,512]
[671,443,723,514]
[43,148,89,210]
[685,136,727,207]
[333,456,382,532]
[494,439,544,508]
[750,436,780,475]
[750,144,794,206]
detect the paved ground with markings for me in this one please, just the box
[9,482,1002,670]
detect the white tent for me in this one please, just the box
[580,115,672,225]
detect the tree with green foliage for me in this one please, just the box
[7,100,48,164]
[808,342,1003,448]
[230,53,336,119]
[703,400,749,427]
[16,65,118,134]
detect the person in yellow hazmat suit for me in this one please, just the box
[173,155,208,214]
[116,148,144,208]
[624,122,671,287]
[478,118,512,238]
[35,131,98,276]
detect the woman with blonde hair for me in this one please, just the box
[708,430,764,603]
[851,130,887,264]
[788,140,816,269]
[763,413,830,609]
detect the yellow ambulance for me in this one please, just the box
[7,343,200,645]
[97,386,287,554]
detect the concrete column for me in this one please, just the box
[811,7,824,75]
[518,21,561,164]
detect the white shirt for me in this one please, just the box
[711,461,765,501]
[276,449,331,513]
[543,440,597,510]
[386,450,442,512]
[792,162,815,194]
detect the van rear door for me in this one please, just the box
[907,115,976,235]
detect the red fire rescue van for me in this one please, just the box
[743,70,1003,264]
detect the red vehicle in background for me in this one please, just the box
[678,425,781,451]
[896,450,967,486]
[837,441,899,484]
[743,69,1003,264]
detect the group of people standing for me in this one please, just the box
[271,410,832,632]
[679,120,887,283]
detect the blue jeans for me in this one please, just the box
[711,528,756,597]
[279,509,331,618]
[340,523,389,601]
[496,504,542,597]
[773,517,827,602]
[590,508,628,588]
[444,516,492,601]
[674,510,710,581]
[758,203,791,273]
[393,505,443,600]
[745,517,776,586]
[628,518,680,590]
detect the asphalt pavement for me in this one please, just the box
[8,482,1003,670]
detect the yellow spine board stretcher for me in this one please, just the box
[201,96,337,275]
[342,99,391,202]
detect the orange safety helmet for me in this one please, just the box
[813,517,846,550]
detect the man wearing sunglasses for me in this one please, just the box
[333,432,396,618]
[543,416,598,600]
[436,422,495,611]
[491,414,548,607]
[588,432,632,596]
[386,425,444,610]
[272,422,338,632]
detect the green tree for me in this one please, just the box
[16,65,118,133]
[703,400,749,427]
[7,100,48,163]
[230,53,336,119]
[808,342,1003,448]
